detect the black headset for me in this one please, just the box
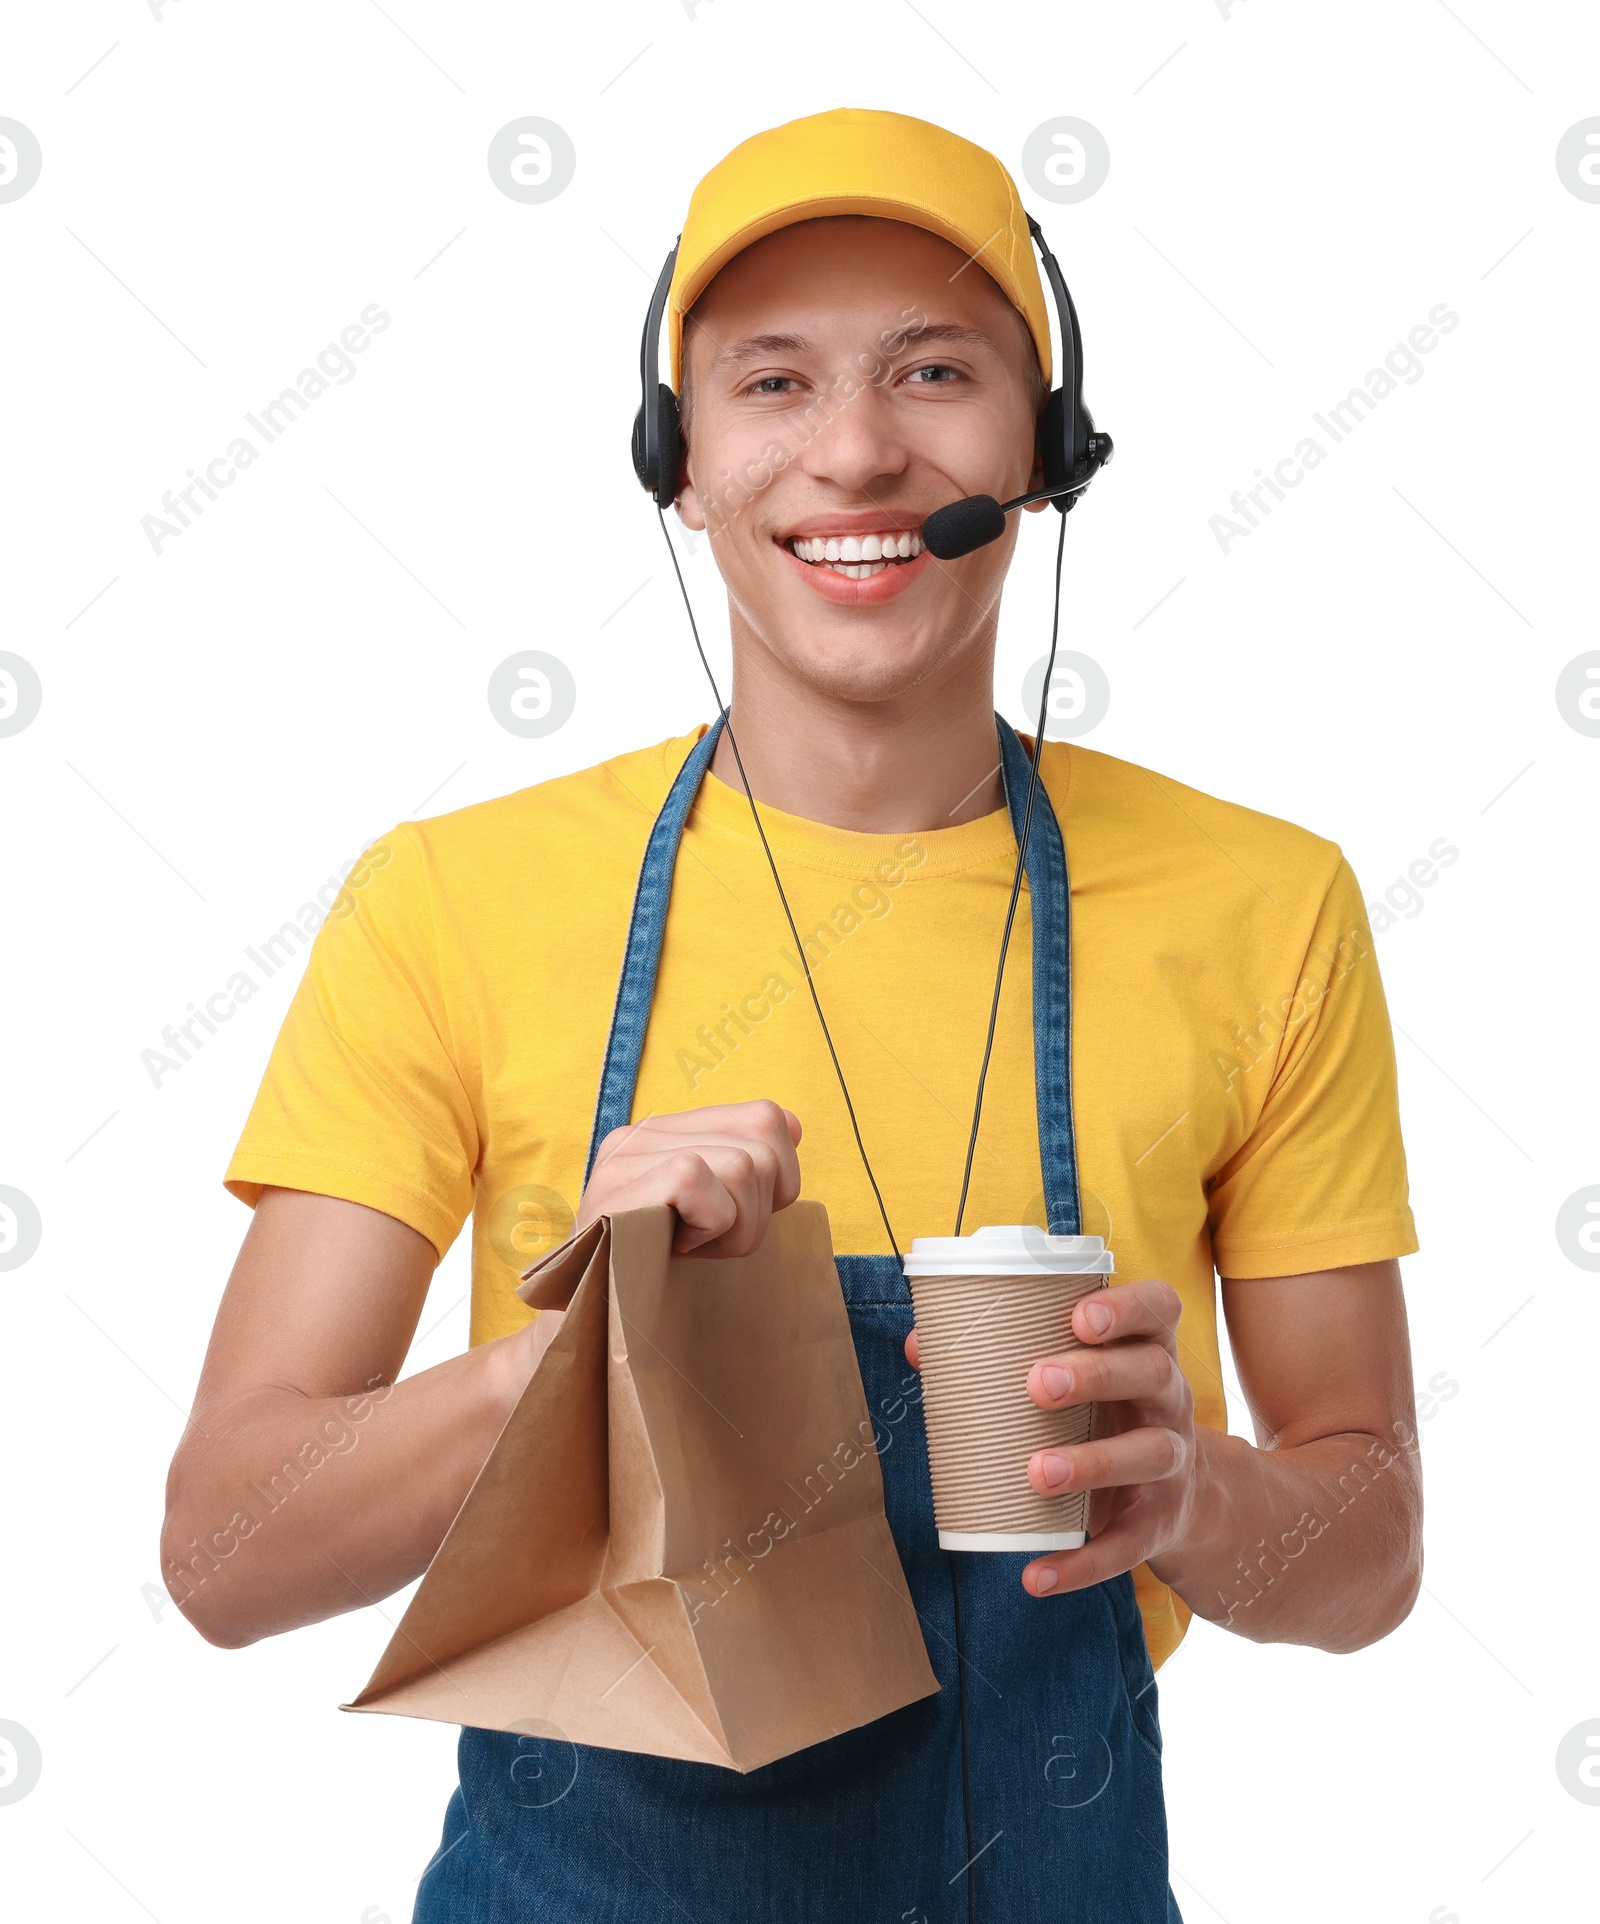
[630,212,1112,541]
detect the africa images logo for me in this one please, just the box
[1210,304,1459,554]
[140,304,392,554]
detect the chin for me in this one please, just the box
[724,557,998,708]
[768,625,959,706]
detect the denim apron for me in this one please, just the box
[416,716,1180,1923]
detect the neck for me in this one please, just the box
[708,632,1007,835]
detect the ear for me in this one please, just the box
[677,448,706,531]
[1023,410,1049,512]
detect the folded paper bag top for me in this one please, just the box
[343,1201,938,1772]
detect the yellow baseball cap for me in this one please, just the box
[667,107,1051,390]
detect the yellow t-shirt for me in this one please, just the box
[225,727,1418,1670]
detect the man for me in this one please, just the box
[163,109,1422,1921]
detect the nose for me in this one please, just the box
[792,370,909,499]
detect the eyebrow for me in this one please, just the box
[893,321,1003,355]
[702,319,1002,373]
[703,331,814,371]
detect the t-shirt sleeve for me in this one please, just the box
[1206,853,1419,1279]
[223,825,478,1260]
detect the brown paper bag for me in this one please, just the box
[344,1200,939,1771]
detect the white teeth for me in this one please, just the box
[788,531,924,569]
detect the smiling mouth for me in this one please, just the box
[784,529,925,581]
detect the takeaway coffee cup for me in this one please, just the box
[903,1225,1114,1552]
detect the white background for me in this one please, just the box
[2,2,1597,1920]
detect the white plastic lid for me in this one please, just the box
[902,1224,1115,1278]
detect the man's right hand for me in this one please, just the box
[577,1100,803,1258]
[162,1103,803,1646]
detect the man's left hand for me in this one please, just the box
[1011,1279,1207,1596]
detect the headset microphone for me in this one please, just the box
[921,451,1113,561]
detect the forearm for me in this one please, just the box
[161,1332,527,1647]
[1151,1422,1422,1652]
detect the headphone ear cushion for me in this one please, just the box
[630,401,650,491]
[631,386,683,504]
[1040,387,1071,496]
[653,385,682,509]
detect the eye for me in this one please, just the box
[903,363,963,386]
[745,375,800,396]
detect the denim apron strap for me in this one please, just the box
[995,714,1081,1237]
[583,713,727,1184]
